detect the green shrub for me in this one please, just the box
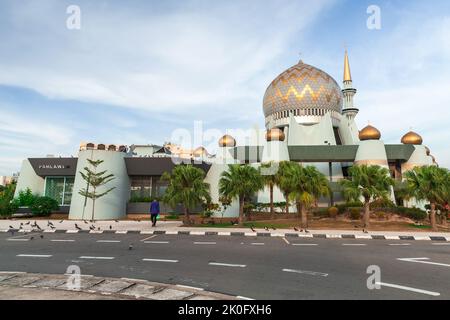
[392,207,427,221]
[337,201,363,214]
[14,188,38,207]
[370,198,396,209]
[349,208,361,220]
[313,208,329,218]
[328,206,339,219]
[0,183,18,217]
[129,196,161,203]
[30,197,60,217]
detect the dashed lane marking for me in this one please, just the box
[251,243,265,246]
[140,235,157,242]
[194,242,216,245]
[282,269,328,277]
[291,243,318,246]
[342,244,367,246]
[397,257,450,268]
[142,258,179,263]
[96,240,121,243]
[79,256,115,260]
[16,254,52,258]
[209,262,246,268]
[282,237,290,245]
[144,241,170,244]
[51,239,75,242]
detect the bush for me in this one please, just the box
[328,207,339,219]
[0,184,18,217]
[375,211,387,220]
[349,208,361,220]
[14,188,38,207]
[392,207,427,221]
[30,197,60,217]
[337,201,363,214]
[313,208,329,218]
[370,198,396,209]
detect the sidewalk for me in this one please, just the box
[1,219,449,241]
[0,272,236,300]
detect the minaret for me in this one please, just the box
[342,50,358,120]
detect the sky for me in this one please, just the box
[0,0,449,175]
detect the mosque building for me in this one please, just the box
[13,51,436,219]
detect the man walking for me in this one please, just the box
[150,199,160,227]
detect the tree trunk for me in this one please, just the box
[238,197,245,226]
[442,211,448,228]
[363,200,370,229]
[91,197,96,222]
[430,202,437,231]
[284,193,289,215]
[270,184,275,220]
[183,207,190,225]
[300,203,308,229]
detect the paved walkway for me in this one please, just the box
[0,272,236,300]
[1,219,449,241]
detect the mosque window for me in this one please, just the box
[86,143,95,150]
[97,144,106,150]
[108,145,117,151]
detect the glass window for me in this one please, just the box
[45,177,74,206]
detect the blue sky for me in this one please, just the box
[0,0,449,175]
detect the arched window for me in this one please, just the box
[97,144,106,150]
[86,143,95,150]
[108,145,117,151]
[119,145,127,152]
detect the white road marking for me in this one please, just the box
[144,241,170,244]
[342,243,367,246]
[7,239,29,242]
[17,254,52,258]
[282,237,290,245]
[142,258,179,263]
[251,243,265,246]
[432,243,450,246]
[389,243,411,246]
[51,239,75,242]
[282,269,328,277]
[292,243,318,246]
[194,242,216,245]
[140,235,157,242]
[79,256,115,260]
[397,257,450,268]
[0,271,26,274]
[96,240,121,243]
[376,282,440,297]
[209,262,247,268]
[176,284,204,291]
[237,296,254,300]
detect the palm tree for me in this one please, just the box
[288,164,330,228]
[219,164,263,225]
[260,162,279,219]
[275,161,298,215]
[404,166,449,231]
[340,165,394,229]
[161,165,211,225]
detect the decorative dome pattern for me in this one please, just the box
[401,131,423,145]
[263,62,343,118]
[359,125,381,141]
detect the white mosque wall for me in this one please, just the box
[14,159,45,198]
[69,150,130,220]
[339,115,360,145]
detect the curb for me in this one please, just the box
[0,271,238,300]
[1,228,449,241]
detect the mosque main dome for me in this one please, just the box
[263,61,343,123]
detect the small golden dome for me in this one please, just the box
[401,131,423,145]
[193,147,207,157]
[359,125,381,141]
[218,135,236,148]
[266,128,286,142]
[425,146,431,156]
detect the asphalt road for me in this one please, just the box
[1,232,449,300]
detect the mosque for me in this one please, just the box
[14,51,436,219]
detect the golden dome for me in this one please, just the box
[266,128,286,142]
[218,135,236,148]
[401,131,423,145]
[359,125,381,141]
[193,147,207,157]
[263,61,343,119]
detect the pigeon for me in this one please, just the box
[294,227,299,232]
[271,227,276,231]
[251,227,256,232]
[75,224,82,230]
[47,221,54,227]
[97,227,101,231]
[40,235,44,239]
[50,225,56,230]
[264,227,269,231]
[109,225,112,230]
[30,236,34,240]
[25,221,31,225]
[35,224,42,230]
[84,220,89,224]
[115,220,119,223]
[363,229,368,234]
[59,220,64,224]
[9,225,14,229]
[19,225,23,230]
[129,244,133,250]
[20,223,24,226]
[305,230,310,234]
